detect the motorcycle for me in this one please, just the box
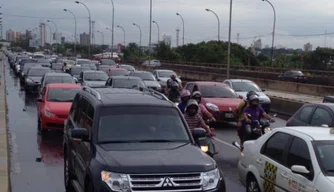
[193,123,218,158]
[232,113,276,151]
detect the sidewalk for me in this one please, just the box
[0,53,9,192]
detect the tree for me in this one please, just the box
[123,43,144,61]
[155,42,180,60]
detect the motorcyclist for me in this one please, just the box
[235,91,258,148]
[178,89,191,113]
[241,95,275,145]
[166,74,182,94]
[184,99,212,135]
[191,91,216,122]
[168,81,181,102]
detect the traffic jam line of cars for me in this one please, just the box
[4,50,334,192]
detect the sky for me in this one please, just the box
[3,0,334,49]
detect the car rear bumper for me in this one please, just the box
[213,111,236,122]
[41,116,67,130]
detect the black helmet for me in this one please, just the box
[246,91,258,101]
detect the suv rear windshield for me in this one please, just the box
[71,67,90,75]
[133,72,155,81]
[77,60,92,65]
[84,72,108,81]
[101,59,116,65]
[28,68,52,77]
[108,70,128,76]
[98,106,189,143]
[45,76,75,85]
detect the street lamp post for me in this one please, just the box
[262,0,276,66]
[63,8,77,55]
[205,8,220,41]
[227,0,233,79]
[152,20,160,43]
[75,1,91,58]
[176,13,184,45]
[117,25,125,47]
[47,20,58,43]
[97,30,104,45]
[148,0,152,66]
[110,0,115,53]
[132,23,142,48]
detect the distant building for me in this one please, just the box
[254,39,262,49]
[25,30,31,40]
[15,32,21,42]
[6,29,15,42]
[61,37,65,45]
[304,42,312,52]
[40,23,46,47]
[163,35,172,46]
[80,33,90,45]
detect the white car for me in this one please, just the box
[238,126,334,192]
[223,79,271,113]
[142,60,161,67]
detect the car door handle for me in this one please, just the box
[281,172,289,179]
[256,159,263,165]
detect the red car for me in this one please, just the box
[184,81,243,122]
[37,83,82,133]
[107,67,129,76]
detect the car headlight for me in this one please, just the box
[201,168,220,191]
[264,127,272,133]
[206,103,219,112]
[201,145,209,152]
[101,171,131,192]
[25,78,34,84]
[44,109,55,118]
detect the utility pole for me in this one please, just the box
[237,33,240,44]
[176,28,180,47]
[91,21,95,44]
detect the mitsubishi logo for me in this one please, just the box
[162,177,173,187]
[229,107,232,111]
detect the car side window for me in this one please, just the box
[84,103,94,138]
[77,98,88,128]
[261,132,291,164]
[310,107,332,126]
[185,83,194,92]
[70,94,80,120]
[287,137,313,175]
[298,106,315,123]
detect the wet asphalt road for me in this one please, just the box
[4,59,287,192]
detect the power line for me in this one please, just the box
[2,13,87,20]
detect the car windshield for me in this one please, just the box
[84,72,108,81]
[81,64,97,70]
[121,65,135,71]
[71,67,90,75]
[158,71,176,78]
[37,59,50,63]
[45,76,75,85]
[232,81,261,92]
[20,59,37,65]
[113,79,146,88]
[109,70,128,76]
[101,59,116,65]
[98,106,190,143]
[313,141,334,176]
[47,88,80,102]
[28,68,52,77]
[32,55,44,59]
[77,60,92,65]
[51,64,63,70]
[133,72,155,81]
[201,85,238,98]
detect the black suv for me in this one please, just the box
[63,86,225,192]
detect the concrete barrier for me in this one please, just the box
[136,66,334,97]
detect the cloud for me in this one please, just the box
[2,0,334,48]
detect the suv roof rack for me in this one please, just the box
[138,87,169,101]
[82,86,102,100]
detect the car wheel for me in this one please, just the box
[37,117,46,134]
[246,174,261,192]
[64,150,75,192]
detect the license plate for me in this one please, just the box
[225,113,234,118]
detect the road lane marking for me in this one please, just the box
[213,136,239,150]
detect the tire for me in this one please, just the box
[64,150,75,192]
[37,117,47,134]
[246,174,261,192]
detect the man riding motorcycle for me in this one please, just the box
[178,89,191,113]
[241,94,275,145]
[168,81,181,102]
[166,74,182,94]
[191,91,216,122]
[183,99,212,135]
[235,91,258,148]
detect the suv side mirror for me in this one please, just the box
[291,165,310,175]
[192,128,207,140]
[71,128,89,142]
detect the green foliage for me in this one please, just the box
[123,43,145,60]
